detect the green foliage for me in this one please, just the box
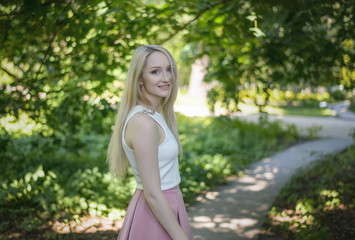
[2,0,354,132]
[0,0,169,134]
[0,129,135,237]
[177,113,299,202]
[0,113,299,237]
[329,89,346,101]
[306,125,323,140]
[182,0,355,113]
[261,145,355,239]
[1,0,353,238]
[349,95,355,113]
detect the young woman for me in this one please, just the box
[107,45,191,240]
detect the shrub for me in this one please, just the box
[0,113,299,237]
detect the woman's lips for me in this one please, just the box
[158,84,170,89]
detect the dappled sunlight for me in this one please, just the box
[188,170,278,239]
[238,103,259,115]
[253,161,280,179]
[236,174,274,192]
[192,215,260,233]
[238,179,269,192]
[260,144,355,239]
[188,138,354,239]
[192,216,216,228]
[205,191,219,200]
[256,171,277,180]
[53,216,122,236]
[222,218,258,229]
[195,191,220,203]
[1,0,354,239]
[0,112,48,135]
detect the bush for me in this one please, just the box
[0,130,135,238]
[0,113,299,238]
[349,96,355,113]
[177,114,299,202]
[330,89,346,101]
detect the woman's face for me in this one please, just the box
[140,51,172,105]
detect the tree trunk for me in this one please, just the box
[188,55,209,100]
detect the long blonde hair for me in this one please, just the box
[107,45,182,178]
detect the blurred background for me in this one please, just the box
[0,0,354,239]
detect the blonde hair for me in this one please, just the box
[107,45,182,178]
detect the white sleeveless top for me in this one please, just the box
[122,105,181,190]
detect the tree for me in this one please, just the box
[178,0,355,112]
[0,0,164,133]
[1,0,354,125]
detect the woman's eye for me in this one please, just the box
[151,70,158,74]
[167,67,172,72]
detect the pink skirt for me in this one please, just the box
[117,185,191,240]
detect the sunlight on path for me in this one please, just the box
[187,137,353,240]
[176,96,355,239]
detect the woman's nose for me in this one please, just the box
[162,70,170,82]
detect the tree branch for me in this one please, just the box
[0,12,20,18]
[0,66,20,83]
[33,1,72,83]
[159,0,233,44]
[42,0,69,6]
[34,31,58,82]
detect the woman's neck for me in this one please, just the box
[138,101,161,113]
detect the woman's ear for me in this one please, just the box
[139,78,144,88]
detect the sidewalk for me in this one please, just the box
[327,100,355,121]
[181,102,355,240]
[187,137,353,240]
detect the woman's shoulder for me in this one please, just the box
[125,105,161,131]
[125,112,160,146]
[127,111,158,132]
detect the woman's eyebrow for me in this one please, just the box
[150,65,171,69]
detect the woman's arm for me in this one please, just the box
[126,113,188,240]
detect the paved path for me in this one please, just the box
[181,101,355,240]
[328,100,355,120]
[187,137,353,240]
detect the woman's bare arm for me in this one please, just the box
[126,113,188,240]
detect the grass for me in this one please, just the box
[238,103,335,117]
[267,105,334,117]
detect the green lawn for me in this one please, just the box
[266,105,335,117]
